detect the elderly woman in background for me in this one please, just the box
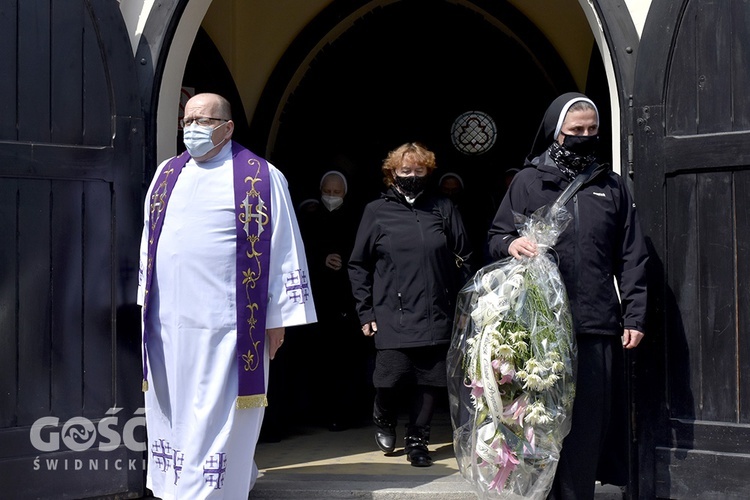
[297,170,370,432]
[348,142,472,467]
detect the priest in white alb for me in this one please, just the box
[137,93,317,499]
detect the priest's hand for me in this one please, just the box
[268,327,286,360]
[361,321,377,337]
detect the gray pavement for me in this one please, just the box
[247,410,625,499]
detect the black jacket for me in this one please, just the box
[487,152,648,335]
[348,187,472,349]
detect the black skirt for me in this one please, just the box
[547,334,628,500]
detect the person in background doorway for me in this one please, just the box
[438,172,465,200]
[348,142,472,467]
[298,170,371,431]
[137,92,317,499]
[487,92,648,499]
[438,172,469,234]
[439,171,485,271]
[298,197,320,214]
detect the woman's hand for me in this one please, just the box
[509,237,538,259]
[361,321,377,337]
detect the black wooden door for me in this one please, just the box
[632,0,750,498]
[0,1,145,498]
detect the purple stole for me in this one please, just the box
[142,142,272,409]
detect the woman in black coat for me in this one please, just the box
[488,93,649,499]
[348,142,472,467]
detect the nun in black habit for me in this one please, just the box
[487,92,649,499]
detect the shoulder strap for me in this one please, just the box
[550,162,600,214]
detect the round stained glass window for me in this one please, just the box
[451,111,497,155]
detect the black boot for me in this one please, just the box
[373,405,396,453]
[405,425,432,467]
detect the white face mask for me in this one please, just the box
[183,122,227,158]
[321,195,343,211]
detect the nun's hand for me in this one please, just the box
[509,237,538,259]
[622,329,644,349]
[325,253,342,270]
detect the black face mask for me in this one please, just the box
[561,133,599,157]
[394,175,429,197]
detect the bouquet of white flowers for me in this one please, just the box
[447,203,577,500]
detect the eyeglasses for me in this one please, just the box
[179,116,228,128]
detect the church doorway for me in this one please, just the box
[175,0,612,439]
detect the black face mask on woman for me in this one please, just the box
[394,175,429,197]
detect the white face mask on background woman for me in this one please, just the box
[319,171,347,211]
[321,194,344,211]
[183,121,228,158]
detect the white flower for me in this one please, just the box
[525,401,553,426]
[541,373,560,390]
[497,344,514,358]
[525,358,541,373]
[523,373,545,391]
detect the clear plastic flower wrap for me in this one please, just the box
[447,203,577,500]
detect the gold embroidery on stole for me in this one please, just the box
[237,159,270,375]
